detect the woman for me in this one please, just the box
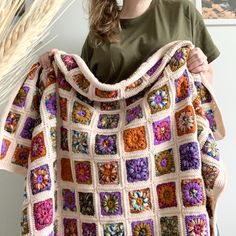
[40,0,221,234]
[40,0,219,86]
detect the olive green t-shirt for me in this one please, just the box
[80,0,220,84]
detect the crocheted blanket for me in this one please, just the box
[0,40,226,236]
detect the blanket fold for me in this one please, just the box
[0,40,226,236]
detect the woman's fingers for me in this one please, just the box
[187,47,208,73]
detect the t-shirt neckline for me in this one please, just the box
[119,0,156,26]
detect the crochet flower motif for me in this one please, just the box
[21,208,29,235]
[95,134,117,155]
[195,81,212,104]
[74,161,92,184]
[131,219,154,236]
[95,88,118,99]
[61,127,69,151]
[205,109,217,132]
[61,158,73,182]
[152,116,171,145]
[155,148,175,176]
[101,101,120,111]
[45,93,57,119]
[97,161,119,185]
[126,157,149,183]
[12,144,30,168]
[61,54,78,71]
[33,198,53,231]
[62,189,77,212]
[147,84,170,114]
[0,138,11,160]
[128,188,152,213]
[4,111,21,133]
[146,58,162,76]
[63,218,78,236]
[123,126,147,152]
[72,101,93,125]
[126,105,143,124]
[125,78,143,92]
[157,182,177,208]
[202,134,219,161]
[175,105,196,136]
[72,72,90,93]
[100,191,122,216]
[57,69,72,91]
[103,223,124,235]
[185,214,208,236]
[79,192,95,216]
[13,85,30,108]
[202,163,220,190]
[59,97,68,121]
[175,70,190,103]
[82,223,97,235]
[160,216,179,236]
[72,130,89,154]
[97,113,120,129]
[50,127,56,151]
[182,179,204,207]
[20,117,36,140]
[179,142,200,171]
[30,164,51,195]
[169,47,190,72]
[31,132,46,162]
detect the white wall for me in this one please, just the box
[0,0,235,235]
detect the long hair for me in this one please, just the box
[87,0,122,47]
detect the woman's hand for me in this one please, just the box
[187,47,214,84]
[39,48,58,69]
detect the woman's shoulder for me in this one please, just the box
[157,0,198,20]
[157,0,195,11]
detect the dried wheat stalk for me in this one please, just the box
[0,0,75,106]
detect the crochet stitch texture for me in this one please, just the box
[0,40,226,236]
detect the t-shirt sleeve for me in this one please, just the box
[80,34,93,65]
[188,1,220,63]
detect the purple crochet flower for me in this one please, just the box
[205,109,217,132]
[179,142,200,171]
[62,189,77,212]
[45,93,57,118]
[95,134,117,155]
[126,157,149,182]
[146,59,162,76]
[126,105,143,124]
[182,179,204,207]
[82,223,97,236]
[100,191,122,216]
[185,214,208,236]
[20,117,36,139]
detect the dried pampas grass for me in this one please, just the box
[0,0,75,106]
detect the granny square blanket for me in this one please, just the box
[0,40,226,236]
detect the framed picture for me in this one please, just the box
[195,0,236,25]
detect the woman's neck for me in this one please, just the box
[120,0,153,19]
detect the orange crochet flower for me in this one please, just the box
[176,74,189,100]
[95,88,118,98]
[175,105,196,136]
[123,126,147,152]
[59,97,68,121]
[72,72,90,93]
[193,97,206,118]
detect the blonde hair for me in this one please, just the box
[87,0,122,47]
